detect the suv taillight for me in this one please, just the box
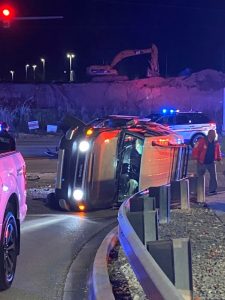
[209,122,216,128]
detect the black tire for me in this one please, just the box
[0,204,18,291]
[190,133,205,148]
[45,192,61,210]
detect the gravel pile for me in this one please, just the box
[108,202,225,300]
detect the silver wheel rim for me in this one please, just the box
[3,214,17,282]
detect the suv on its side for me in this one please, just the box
[145,111,216,147]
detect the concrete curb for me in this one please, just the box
[90,227,118,300]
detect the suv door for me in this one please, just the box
[157,115,191,140]
[171,114,191,141]
[189,113,212,133]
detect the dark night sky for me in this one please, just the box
[1,0,225,82]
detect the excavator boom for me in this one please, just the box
[87,44,157,81]
[87,47,152,78]
[110,48,151,68]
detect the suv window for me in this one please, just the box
[188,113,210,124]
[174,114,189,125]
[157,116,175,125]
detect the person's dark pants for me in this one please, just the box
[197,162,217,193]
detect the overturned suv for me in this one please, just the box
[48,116,188,211]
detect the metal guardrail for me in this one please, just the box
[90,227,118,300]
[118,190,186,300]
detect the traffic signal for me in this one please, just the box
[0,4,15,28]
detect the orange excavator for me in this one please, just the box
[86,47,153,81]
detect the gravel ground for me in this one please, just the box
[108,201,225,300]
[26,171,58,214]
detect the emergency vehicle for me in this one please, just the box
[146,109,216,147]
[49,117,188,212]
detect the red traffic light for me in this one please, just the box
[2,8,10,17]
[1,5,15,19]
[0,5,15,28]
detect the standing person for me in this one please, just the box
[192,129,222,195]
[0,122,16,153]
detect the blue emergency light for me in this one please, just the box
[162,108,180,114]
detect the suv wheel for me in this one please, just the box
[45,192,61,210]
[0,204,18,290]
[191,133,205,148]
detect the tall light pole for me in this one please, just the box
[32,65,37,81]
[10,70,15,81]
[67,53,75,82]
[25,64,29,81]
[40,58,45,81]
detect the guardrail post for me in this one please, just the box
[171,178,190,209]
[130,194,156,211]
[189,174,205,203]
[146,240,175,283]
[196,175,205,202]
[173,238,193,300]
[127,195,158,245]
[149,185,170,224]
[147,238,193,300]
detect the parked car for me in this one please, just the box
[47,117,188,212]
[145,110,216,147]
[0,151,27,290]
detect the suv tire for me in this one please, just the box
[0,203,18,290]
[190,133,205,148]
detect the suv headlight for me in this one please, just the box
[79,140,90,152]
[73,189,84,201]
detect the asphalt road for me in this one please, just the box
[16,134,61,158]
[0,137,118,300]
[1,211,117,300]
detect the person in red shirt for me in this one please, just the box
[192,129,222,195]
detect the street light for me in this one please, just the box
[25,64,29,80]
[67,53,75,82]
[10,70,15,81]
[32,64,37,81]
[40,58,45,81]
